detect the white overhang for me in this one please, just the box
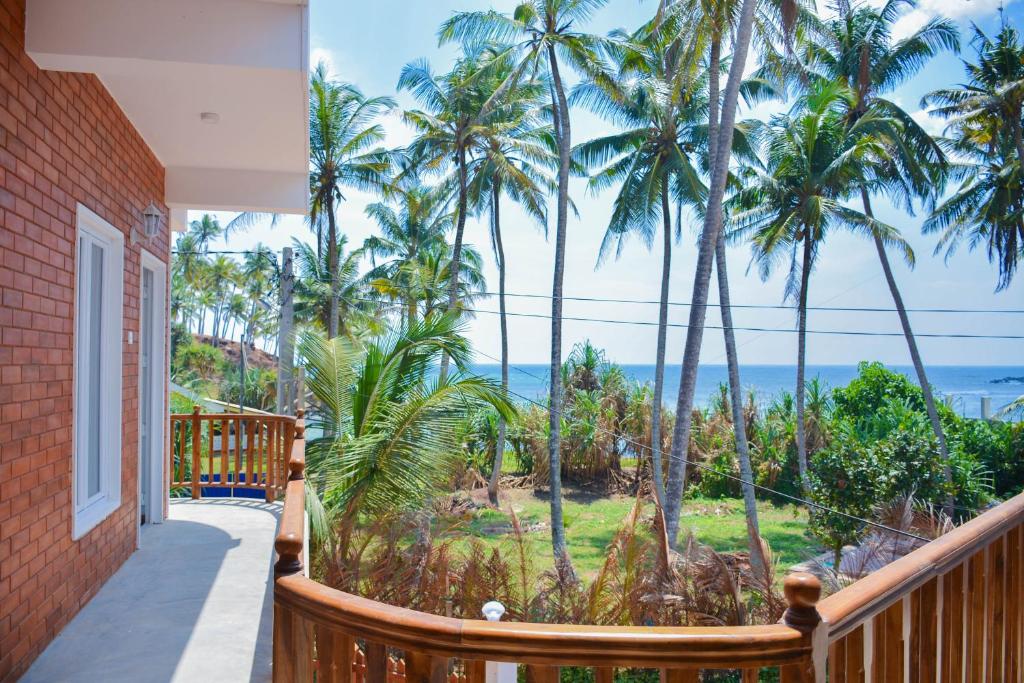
[25,0,310,220]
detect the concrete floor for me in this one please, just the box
[23,499,280,683]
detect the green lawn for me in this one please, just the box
[438,489,817,578]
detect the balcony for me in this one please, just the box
[24,412,1024,681]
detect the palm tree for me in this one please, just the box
[398,51,500,349]
[466,59,553,507]
[301,313,516,527]
[571,15,706,509]
[660,0,778,548]
[308,64,395,338]
[923,22,1024,291]
[363,184,454,328]
[730,82,914,494]
[801,0,959,494]
[440,0,612,572]
[293,237,378,337]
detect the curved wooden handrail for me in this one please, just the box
[274,572,811,668]
[818,492,1024,639]
[271,404,1024,681]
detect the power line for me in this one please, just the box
[468,290,1024,316]
[170,251,1024,315]
[345,294,1024,340]
[345,297,934,542]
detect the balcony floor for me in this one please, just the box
[23,498,280,682]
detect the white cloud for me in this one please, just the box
[891,0,1014,40]
[910,107,945,136]
[310,46,340,77]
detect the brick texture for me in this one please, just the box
[0,0,169,679]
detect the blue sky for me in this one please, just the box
[200,0,1024,365]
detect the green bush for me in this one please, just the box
[808,423,984,559]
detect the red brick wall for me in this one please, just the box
[0,0,169,679]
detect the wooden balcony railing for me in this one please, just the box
[272,415,1024,682]
[169,406,295,501]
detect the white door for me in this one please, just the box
[139,252,167,531]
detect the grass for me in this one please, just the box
[438,488,817,579]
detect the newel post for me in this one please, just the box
[190,406,201,499]
[274,410,306,578]
[780,572,825,683]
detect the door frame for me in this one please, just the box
[138,249,168,540]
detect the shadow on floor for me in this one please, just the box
[23,499,280,683]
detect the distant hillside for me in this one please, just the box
[192,334,279,371]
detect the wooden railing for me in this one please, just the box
[169,406,295,501]
[272,415,1024,682]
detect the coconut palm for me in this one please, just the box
[730,82,914,494]
[465,59,554,506]
[307,65,395,338]
[398,51,500,332]
[923,22,1024,291]
[571,15,706,509]
[293,237,378,338]
[440,0,613,572]
[363,184,454,328]
[660,0,780,549]
[301,313,516,525]
[800,0,959,494]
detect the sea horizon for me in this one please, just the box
[466,363,1024,419]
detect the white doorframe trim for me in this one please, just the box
[138,249,168,541]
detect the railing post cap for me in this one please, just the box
[784,571,821,609]
[782,572,822,634]
[482,601,506,622]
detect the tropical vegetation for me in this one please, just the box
[169,0,1024,634]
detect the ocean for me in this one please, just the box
[467,364,1024,419]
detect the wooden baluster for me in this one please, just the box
[177,417,186,485]
[206,416,214,490]
[829,638,847,683]
[990,534,1007,682]
[316,626,354,683]
[246,417,255,487]
[406,652,447,683]
[1007,527,1021,683]
[525,665,558,683]
[873,602,903,682]
[969,550,986,682]
[919,579,939,683]
[909,586,923,682]
[740,669,759,683]
[220,418,228,488]
[658,669,697,683]
[594,667,614,683]
[273,602,313,683]
[780,572,823,683]
[266,420,277,502]
[942,562,965,683]
[463,661,486,683]
[190,406,201,498]
[234,416,242,487]
[365,643,388,683]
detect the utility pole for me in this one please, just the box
[276,247,295,416]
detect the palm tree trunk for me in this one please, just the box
[441,146,469,379]
[702,37,761,568]
[546,43,573,574]
[664,6,756,546]
[650,175,672,507]
[861,188,953,496]
[715,235,764,573]
[489,185,508,507]
[795,232,812,493]
[327,201,340,339]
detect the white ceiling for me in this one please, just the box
[26,0,310,215]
